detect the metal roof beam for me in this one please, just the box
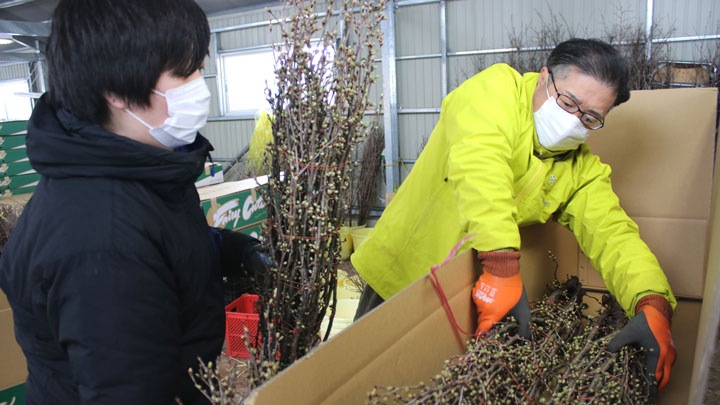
[0,51,40,61]
[0,0,39,9]
[0,19,49,37]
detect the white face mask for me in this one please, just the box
[533,77,589,152]
[125,77,211,149]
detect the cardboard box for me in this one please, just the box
[195,162,224,188]
[0,121,27,136]
[0,307,28,393]
[245,248,702,405]
[0,134,27,150]
[1,173,40,191]
[0,383,25,405]
[0,148,28,165]
[236,221,265,240]
[245,88,719,404]
[198,176,268,230]
[0,160,33,177]
[581,88,717,298]
[0,187,35,197]
[0,194,30,394]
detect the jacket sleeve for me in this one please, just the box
[46,251,182,404]
[444,64,523,251]
[555,147,677,317]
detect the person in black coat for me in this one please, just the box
[0,0,271,403]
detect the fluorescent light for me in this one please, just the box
[0,39,13,45]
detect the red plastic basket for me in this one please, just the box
[225,294,260,358]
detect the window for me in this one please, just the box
[222,48,278,115]
[221,41,334,116]
[0,79,33,122]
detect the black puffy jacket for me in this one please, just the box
[0,96,225,404]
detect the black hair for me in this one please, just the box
[46,0,210,124]
[547,38,630,106]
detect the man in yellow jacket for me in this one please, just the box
[351,38,675,393]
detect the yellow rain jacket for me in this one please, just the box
[351,63,676,317]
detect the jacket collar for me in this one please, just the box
[26,95,213,199]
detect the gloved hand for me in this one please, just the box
[243,242,275,275]
[608,294,675,394]
[472,251,530,339]
[212,228,275,279]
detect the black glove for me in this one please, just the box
[212,228,274,279]
[243,242,275,275]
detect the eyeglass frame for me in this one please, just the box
[547,68,605,130]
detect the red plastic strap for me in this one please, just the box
[429,233,477,337]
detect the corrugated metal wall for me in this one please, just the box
[0,63,29,81]
[204,1,383,162]
[204,0,718,182]
[6,1,713,171]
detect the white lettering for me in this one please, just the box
[242,194,266,221]
[474,282,498,304]
[213,199,241,228]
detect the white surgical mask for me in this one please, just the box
[533,77,589,151]
[125,77,211,149]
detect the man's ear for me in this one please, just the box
[538,66,549,85]
[104,92,128,110]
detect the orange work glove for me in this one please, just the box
[608,294,675,395]
[472,251,530,339]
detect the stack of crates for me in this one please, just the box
[0,121,38,197]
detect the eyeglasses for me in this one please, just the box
[547,69,605,130]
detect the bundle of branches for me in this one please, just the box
[248,0,385,386]
[368,279,654,404]
[550,295,653,404]
[367,277,588,404]
[0,201,24,253]
[351,119,384,225]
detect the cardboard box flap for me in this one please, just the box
[246,249,479,405]
[197,176,268,202]
[689,89,720,401]
[587,88,716,220]
[580,88,717,298]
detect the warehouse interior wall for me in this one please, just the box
[199,0,719,190]
[1,0,718,185]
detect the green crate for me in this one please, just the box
[0,160,33,176]
[0,383,25,405]
[0,147,27,164]
[0,134,27,150]
[0,121,27,136]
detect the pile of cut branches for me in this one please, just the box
[368,278,654,404]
